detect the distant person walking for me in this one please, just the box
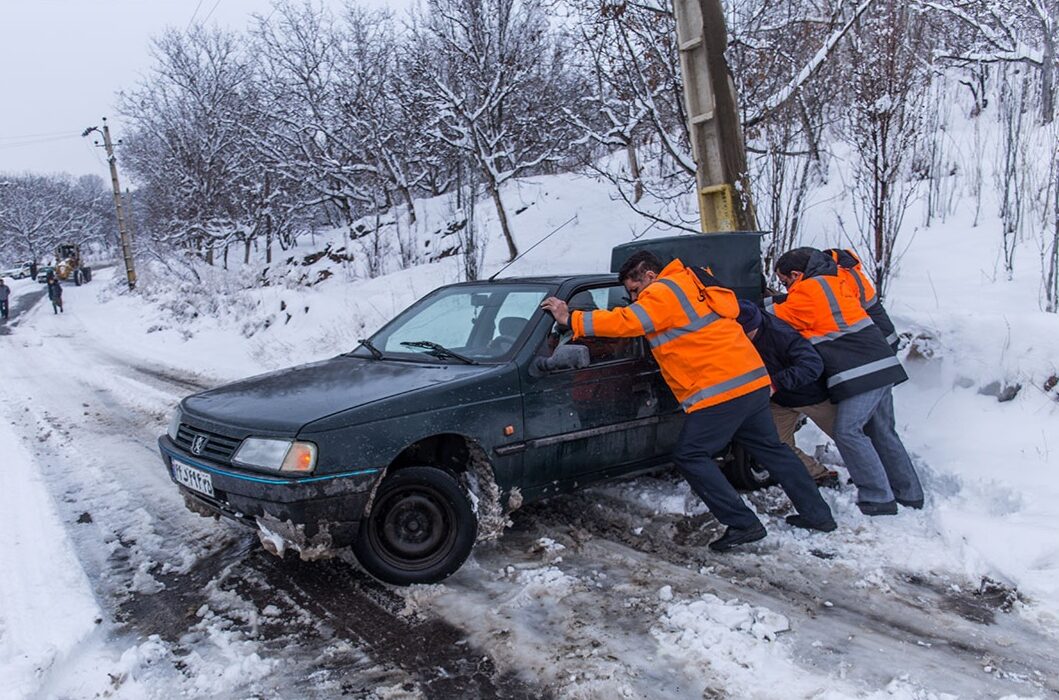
[46,273,63,314]
[0,277,10,320]
[29,261,38,281]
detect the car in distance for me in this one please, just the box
[158,236,768,586]
[1,262,33,279]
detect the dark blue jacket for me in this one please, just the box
[751,312,829,408]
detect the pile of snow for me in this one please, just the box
[0,419,101,699]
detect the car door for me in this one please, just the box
[519,284,664,493]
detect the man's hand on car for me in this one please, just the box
[541,297,571,327]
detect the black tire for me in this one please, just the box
[73,269,83,286]
[83,267,92,283]
[353,466,477,585]
[720,444,775,491]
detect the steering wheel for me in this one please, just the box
[487,335,517,354]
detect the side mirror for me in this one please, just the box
[533,344,590,374]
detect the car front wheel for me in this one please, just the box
[721,444,775,490]
[353,466,477,585]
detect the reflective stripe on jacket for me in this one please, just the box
[572,258,770,412]
[825,248,898,350]
[773,251,906,402]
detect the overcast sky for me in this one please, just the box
[0,0,399,179]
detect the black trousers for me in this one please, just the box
[0,299,8,319]
[673,387,833,530]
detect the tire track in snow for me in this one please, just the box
[490,491,1059,697]
[1,316,552,697]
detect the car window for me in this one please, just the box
[540,284,638,366]
[371,284,549,361]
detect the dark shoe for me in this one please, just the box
[708,523,767,552]
[896,497,924,509]
[814,471,841,490]
[857,500,898,516]
[786,515,837,532]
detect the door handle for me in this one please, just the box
[633,382,656,406]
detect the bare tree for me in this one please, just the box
[408,0,580,261]
[837,0,935,297]
[918,0,1058,123]
[119,27,257,264]
[249,4,379,238]
[995,66,1034,277]
[0,174,110,266]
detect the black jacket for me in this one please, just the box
[47,280,62,301]
[750,312,829,408]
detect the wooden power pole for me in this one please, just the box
[671,0,758,233]
[83,118,137,290]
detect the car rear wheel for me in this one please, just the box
[353,466,477,585]
[721,444,775,490]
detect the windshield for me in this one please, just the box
[358,284,550,362]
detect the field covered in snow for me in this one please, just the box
[1,158,1058,698]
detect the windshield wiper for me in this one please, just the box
[354,338,384,360]
[400,340,477,365]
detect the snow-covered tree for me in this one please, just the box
[0,174,110,266]
[407,0,581,261]
[119,27,259,265]
[564,0,699,228]
[918,0,1058,123]
[837,0,936,297]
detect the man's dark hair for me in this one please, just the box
[618,250,664,283]
[775,247,817,276]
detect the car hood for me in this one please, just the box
[181,355,491,434]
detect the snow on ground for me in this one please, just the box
[1,144,1058,697]
[0,417,100,698]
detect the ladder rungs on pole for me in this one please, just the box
[679,37,703,52]
[690,111,715,125]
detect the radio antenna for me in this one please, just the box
[488,215,578,281]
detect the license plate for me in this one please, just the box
[172,459,215,498]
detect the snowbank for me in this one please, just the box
[0,420,101,698]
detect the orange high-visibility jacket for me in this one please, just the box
[827,249,877,306]
[772,251,905,401]
[824,248,898,349]
[773,271,875,344]
[571,258,770,412]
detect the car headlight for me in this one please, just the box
[232,438,317,473]
[167,409,183,440]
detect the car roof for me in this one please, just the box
[456,273,618,286]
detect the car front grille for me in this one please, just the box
[175,424,242,465]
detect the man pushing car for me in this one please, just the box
[541,250,836,552]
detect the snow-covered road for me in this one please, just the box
[1,273,1056,699]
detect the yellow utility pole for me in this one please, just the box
[83,118,137,290]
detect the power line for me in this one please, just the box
[0,134,82,150]
[0,129,79,142]
[201,0,224,25]
[185,0,206,31]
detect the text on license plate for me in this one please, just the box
[172,459,215,498]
